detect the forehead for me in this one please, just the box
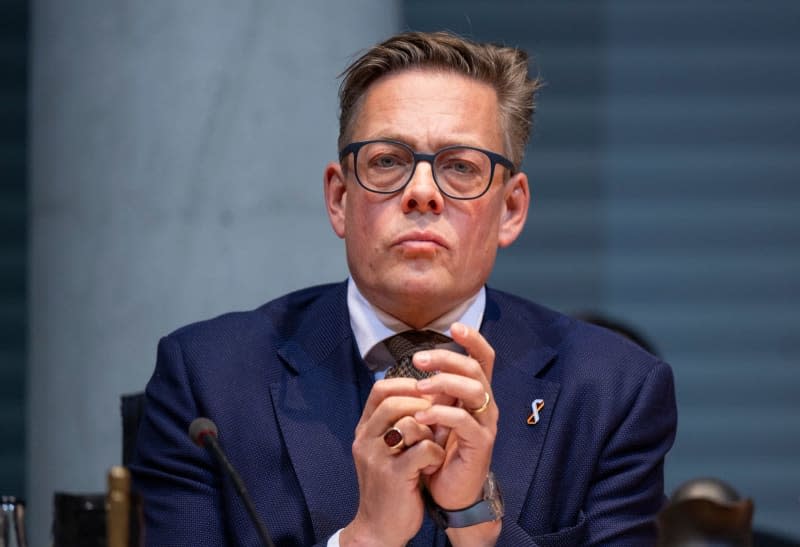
[350,68,504,150]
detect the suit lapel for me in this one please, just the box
[270,283,364,540]
[482,289,561,523]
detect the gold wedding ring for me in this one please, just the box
[468,391,491,415]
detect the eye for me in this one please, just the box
[440,157,480,176]
[450,160,476,174]
[373,154,402,169]
[364,147,411,171]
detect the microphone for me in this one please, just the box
[188,418,275,547]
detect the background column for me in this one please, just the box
[28,2,399,544]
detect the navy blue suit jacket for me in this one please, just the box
[131,282,676,546]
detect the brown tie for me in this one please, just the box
[384,330,452,380]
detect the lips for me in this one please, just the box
[393,231,448,249]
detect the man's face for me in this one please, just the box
[325,69,529,327]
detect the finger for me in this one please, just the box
[412,349,485,382]
[362,396,432,438]
[389,415,435,449]
[433,423,451,448]
[415,372,489,415]
[360,378,421,421]
[394,439,446,477]
[415,404,497,443]
[449,322,496,382]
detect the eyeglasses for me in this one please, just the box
[338,139,515,200]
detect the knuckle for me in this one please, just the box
[456,410,473,427]
[354,423,368,440]
[467,358,482,375]
[352,439,366,459]
[417,439,443,457]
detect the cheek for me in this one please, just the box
[454,204,501,252]
[345,196,370,237]
[344,199,388,266]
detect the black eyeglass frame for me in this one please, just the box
[338,139,516,200]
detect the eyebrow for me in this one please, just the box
[360,133,491,152]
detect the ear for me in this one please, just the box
[323,161,348,239]
[497,171,530,248]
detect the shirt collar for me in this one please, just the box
[347,277,486,361]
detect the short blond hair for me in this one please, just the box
[338,31,541,168]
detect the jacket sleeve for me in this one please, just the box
[582,360,677,544]
[129,335,233,546]
[130,335,338,547]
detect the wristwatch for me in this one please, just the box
[427,472,504,529]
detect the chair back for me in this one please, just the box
[120,392,145,466]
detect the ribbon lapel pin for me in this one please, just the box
[527,399,545,425]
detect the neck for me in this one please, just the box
[376,304,447,331]
[359,285,482,332]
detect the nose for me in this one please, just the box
[401,161,444,214]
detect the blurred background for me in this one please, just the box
[1,1,797,545]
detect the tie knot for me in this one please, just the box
[385,330,453,362]
[383,330,452,380]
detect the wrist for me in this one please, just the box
[446,519,501,547]
[340,520,405,547]
[437,489,484,512]
[426,472,504,530]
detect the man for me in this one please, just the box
[131,31,677,546]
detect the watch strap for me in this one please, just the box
[425,472,503,529]
[433,498,499,529]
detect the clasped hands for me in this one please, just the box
[341,323,500,547]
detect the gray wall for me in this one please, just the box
[27,2,399,545]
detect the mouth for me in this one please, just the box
[393,231,448,250]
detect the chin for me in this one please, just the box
[392,274,465,308]
[394,265,448,288]
[358,261,475,304]
[365,269,442,299]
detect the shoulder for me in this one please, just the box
[163,282,345,361]
[486,286,673,399]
